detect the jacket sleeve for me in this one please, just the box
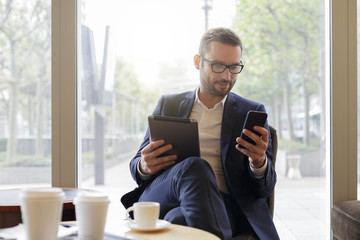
[247,140,277,198]
[129,96,165,185]
[246,106,277,198]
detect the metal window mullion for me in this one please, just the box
[52,0,77,188]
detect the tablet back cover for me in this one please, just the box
[148,115,200,162]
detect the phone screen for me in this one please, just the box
[238,110,268,148]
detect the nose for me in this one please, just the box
[221,67,232,80]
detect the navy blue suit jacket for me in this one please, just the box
[123,89,278,239]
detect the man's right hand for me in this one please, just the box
[139,139,177,175]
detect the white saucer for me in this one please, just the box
[124,220,171,232]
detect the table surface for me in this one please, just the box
[62,220,220,240]
[110,221,220,240]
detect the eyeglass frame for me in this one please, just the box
[200,56,244,74]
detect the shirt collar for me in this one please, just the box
[194,86,228,109]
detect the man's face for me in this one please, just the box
[197,41,242,97]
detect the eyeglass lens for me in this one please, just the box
[212,64,242,73]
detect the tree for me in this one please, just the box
[0,0,51,162]
[113,58,161,135]
[233,0,323,145]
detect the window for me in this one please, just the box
[0,0,51,188]
[234,1,328,239]
[53,0,359,239]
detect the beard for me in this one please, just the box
[201,77,234,97]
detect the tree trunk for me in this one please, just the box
[7,40,18,162]
[303,84,310,145]
[284,80,295,140]
[272,95,282,138]
[7,82,17,162]
[35,80,44,157]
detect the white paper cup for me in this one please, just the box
[126,202,160,228]
[74,191,110,240]
[20,188,64,240]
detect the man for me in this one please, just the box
[121,27,279,240]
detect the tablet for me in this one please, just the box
[148,115,200,162]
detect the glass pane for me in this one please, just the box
[0,0,51,189]
[78,0,328,239]
[233,1,327,239]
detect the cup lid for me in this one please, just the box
[73,191,109,203]
[20,187,64,198]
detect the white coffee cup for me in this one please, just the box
[126,202,160,228]
[73,191,110,240]
[19,187,65,240]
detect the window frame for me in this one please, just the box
[331,0,357,203]
[52,0,77,187]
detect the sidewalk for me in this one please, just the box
[274,176,327,239]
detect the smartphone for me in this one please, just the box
[238,110,268,148]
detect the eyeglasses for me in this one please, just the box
[200,56,244,74]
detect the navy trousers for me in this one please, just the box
[138,157,233,240]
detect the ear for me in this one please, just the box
[194,54,200,70]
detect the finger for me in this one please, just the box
[236,144,264,164]
[141,144,172,168]
[253,126,269,141]
[242,128,268,150]
[140,153,176,174]
[147,161,176,174]
[242,129,260,144]
[142,144,177,168]
[237,130,260,152]
[235,144,256,159]
[148,143,175,159]
[151,155,177,168]
[147,150,178,166]
[236,137,253,151]
[143,139,166,154]
[236,136,267,158]
[146,156,177,174]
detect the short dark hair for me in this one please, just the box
[198,27,243,56]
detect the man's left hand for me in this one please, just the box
[235,126,268,168]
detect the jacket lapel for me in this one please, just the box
[221,93,237,163]
[177,90,196,118]
[178,89,236,163]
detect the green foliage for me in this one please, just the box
[81,150,94,165]
[112,58,161,133]
[114,58,162,106]
[0,153,50,167]
[278,137,320,152]
[233,0,323,117]
[0,0,51,161]
[0,0,51,80]
[0,151,6,163]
